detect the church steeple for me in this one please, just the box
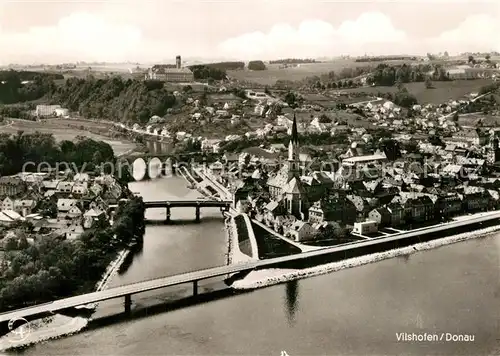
[287,113,300,180]
[291,113,299,144]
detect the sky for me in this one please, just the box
[0,0,499,64]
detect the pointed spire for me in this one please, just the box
[291,113,299,144]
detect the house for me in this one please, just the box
[57,198,78,218]
[386,203,404,226]
[13,199,36,216]
[0,210,23,226]
[35,104,61,117]
[201,139,222,153]
[68,205,83,219]
[1,197,15,211]
[72,182,89,196]
[222,153,239,165]
[449,129,488,147]
[399,194,435,223]
[368,207,391,227]
[286,221,315,242]
[436,194,462,217]
[462,189,489,212]
[263,200,284,226]
[83,208,106,229]
[0,176,26,197]
[73,173,90,182]
[208,161,224,177]
[56,181,74,194]
[66,224,85,240]
[342,153,387,168]
[352,220,378,235]
[309,195,357,225]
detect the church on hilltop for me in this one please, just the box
[267,114,308,219]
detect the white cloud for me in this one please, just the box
[428,12,500,53]
[0,12,145,63]
[218,12,409,59]
[219,9,500,60]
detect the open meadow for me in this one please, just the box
[340,79,493,104]
[0,118,136,156]
[227,59,420,85]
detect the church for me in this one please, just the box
[267,114,308,219]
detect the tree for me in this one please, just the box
[468,55,475,64]
[425,77,433,89]
[485,54,491,62]
[452,111,459,122]
[4,238,18,251]
[247,60,267,71]
[318,114,332,123]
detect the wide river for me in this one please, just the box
[12,176,500,355]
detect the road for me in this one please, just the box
[1,208,500,324]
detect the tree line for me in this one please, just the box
[196,62,245,71]
[269,59,317,64]
[366,63,455,86]
[0,132,120,179]
[355,56,417,62]
[188,65,228,81]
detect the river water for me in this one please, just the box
[12,176,500,356]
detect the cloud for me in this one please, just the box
[218,12,409,59]
[0,12,145,63]
[428,12,500,53]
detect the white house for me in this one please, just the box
[57,198,78,217]
[66,224,84,240]
[13,199,36,216]
[73,173,90,183]
[83,208,105,229]
[1,197,15,211]
[72,182,89,195]
[56,181,74,193]
[286,221,315,242]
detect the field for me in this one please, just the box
[0,118,136,156]
[340,79,493,104]
[227,59,419,85]
[457,113,500,127]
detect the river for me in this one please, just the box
[9,176,500,356]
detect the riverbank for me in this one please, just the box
[230,220,500,290]
[0,248,132,352]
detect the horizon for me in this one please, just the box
[0,0,499,64]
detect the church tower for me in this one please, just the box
[287,114,300,180]
[486,132,500,165]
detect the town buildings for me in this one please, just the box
[146,55,194,82]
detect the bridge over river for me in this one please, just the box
[1,209,499,324]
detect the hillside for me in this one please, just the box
[49,77,177,123]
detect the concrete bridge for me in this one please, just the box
[1,209,499,324]
[144,200,232,223]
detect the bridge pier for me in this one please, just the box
[195,206,200,223]
[166,206,171,223]
[124,294,132,314]
[193,280,198,296]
